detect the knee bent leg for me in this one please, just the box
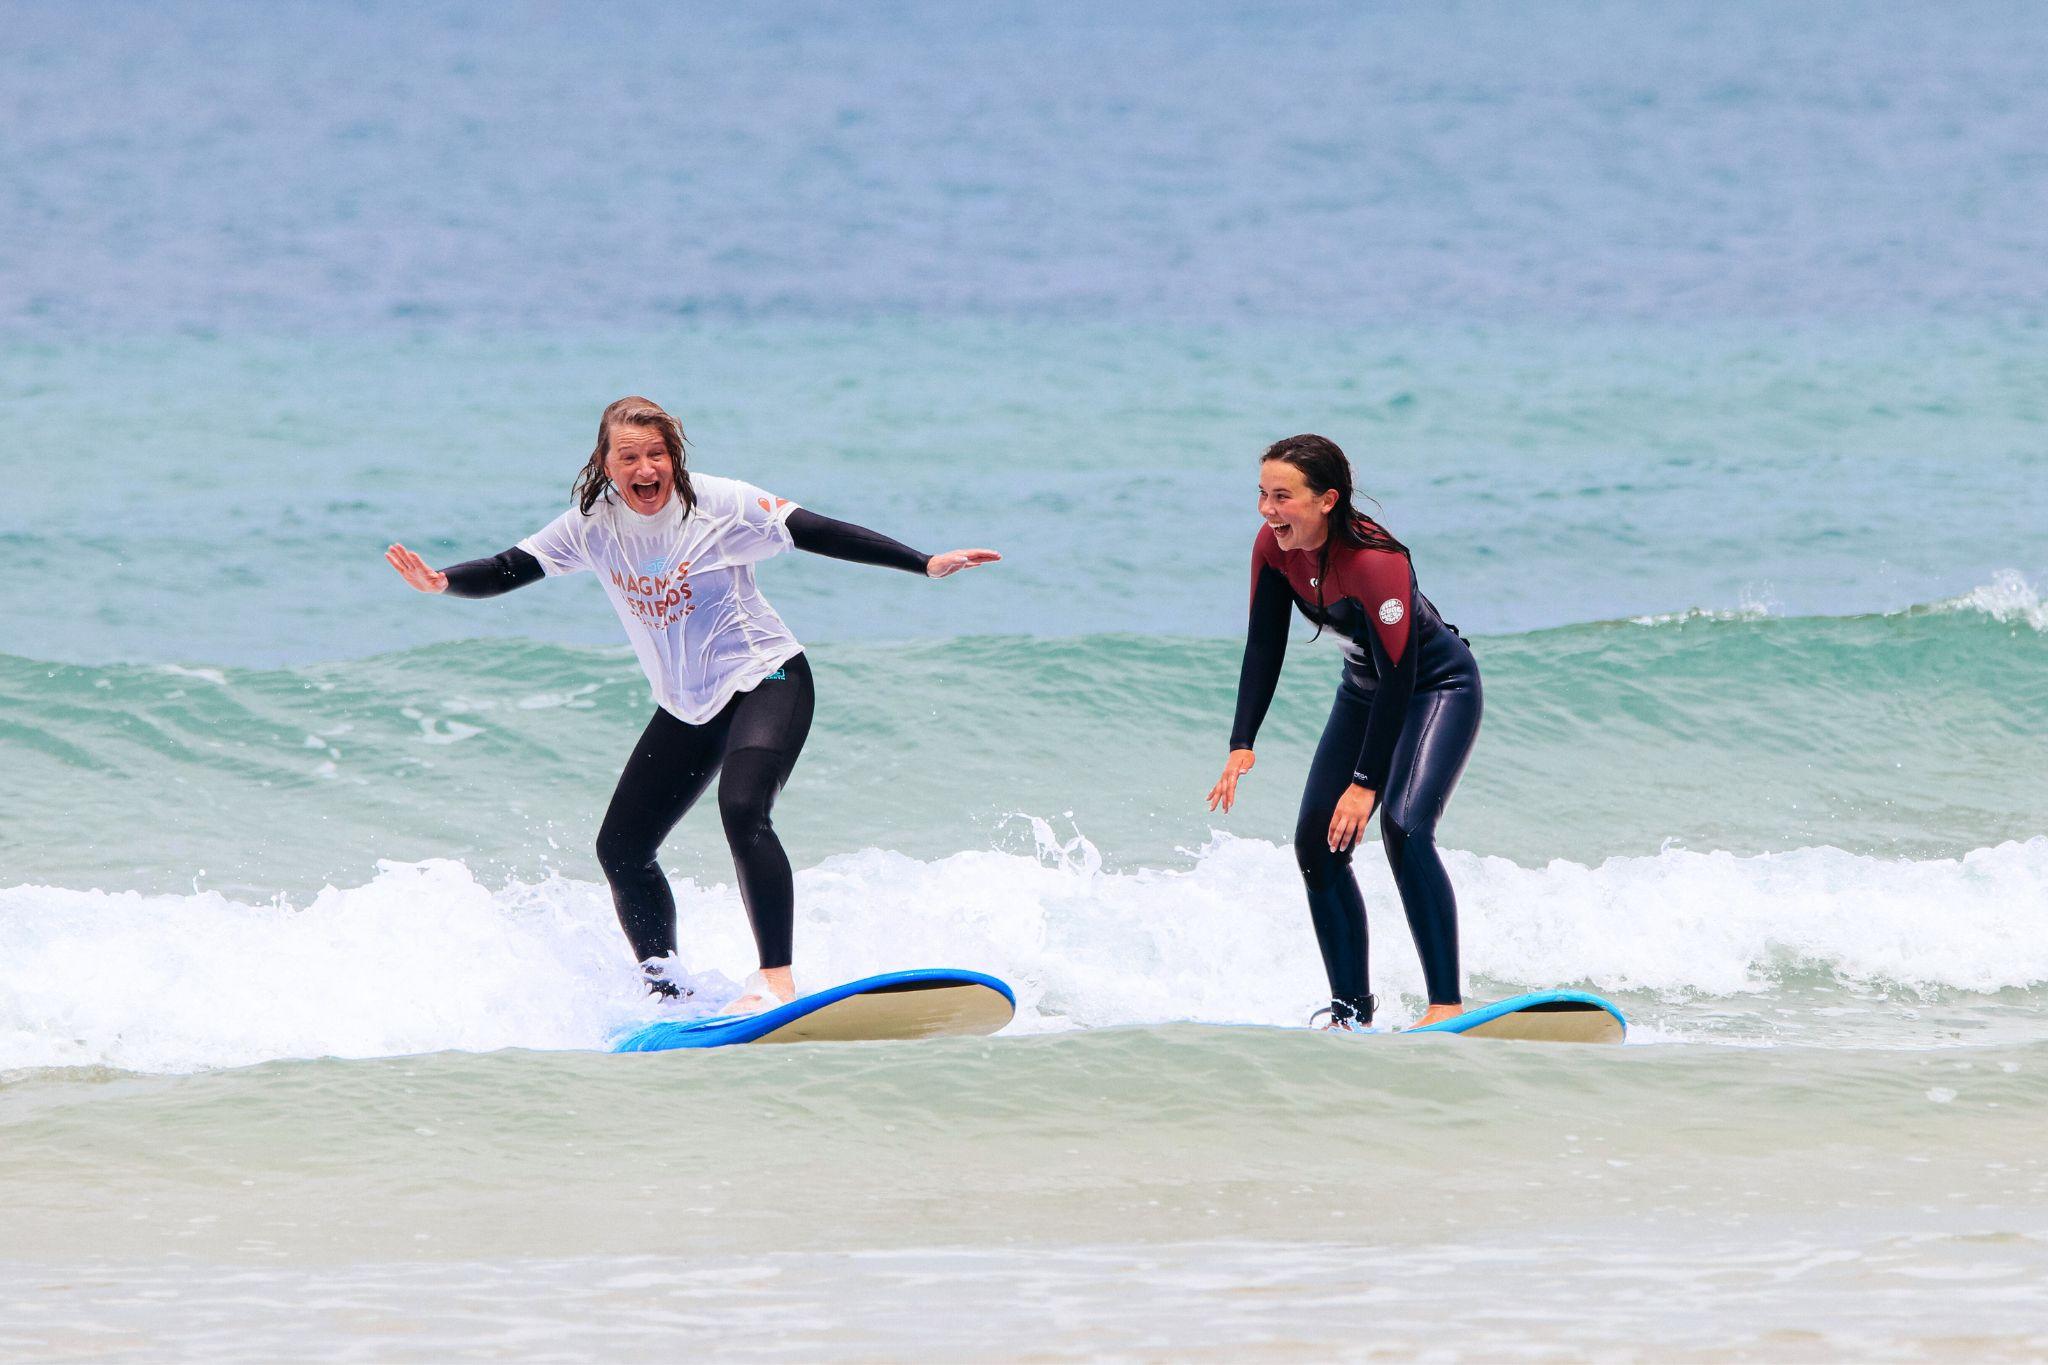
[1293,819,1352,890]
[594,821,659,881]
[1379,800,1439,864]
[1379,816,1407,869]
[718,787,777,851]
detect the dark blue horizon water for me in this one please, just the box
[4,0,2046,337]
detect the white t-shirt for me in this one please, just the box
[518,473,804,724]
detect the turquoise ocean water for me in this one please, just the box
[4,2,2048,1358]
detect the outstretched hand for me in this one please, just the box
[385,543,448,594]
[926,548,1002,579]
[1207,749,1256,813]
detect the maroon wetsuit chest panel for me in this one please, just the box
[1254,528,1414,665]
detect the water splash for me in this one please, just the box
[1941,570,2047,632]
[7,832,2048,1074]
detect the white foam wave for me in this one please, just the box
[154,664,229,686]
[5,832,2047,1073]
[1628,572,2047,632]
[1630,585,1779,627]
[1937,569,2047,631]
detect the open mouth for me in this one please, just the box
[630,480,663,502]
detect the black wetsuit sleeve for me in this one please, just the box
[1351,600,1419,791]
[1229,565,1295,750]
[786,507,930,574]
[442,546,545,599]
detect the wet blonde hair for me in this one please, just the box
[574,396,695,515]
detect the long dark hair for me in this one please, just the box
[573,396,698,516]
[1261,433,1408,635]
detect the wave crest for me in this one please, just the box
[6,831,2046,1074]
[1939,570,2047,631]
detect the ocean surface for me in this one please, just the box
[4,1,2047,1360]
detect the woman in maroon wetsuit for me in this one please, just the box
[1208,435,1483,1030]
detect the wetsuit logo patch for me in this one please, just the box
[1378,598,1404,626]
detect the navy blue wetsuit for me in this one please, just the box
[441,507,929,974]
[1229,525,1482,1023]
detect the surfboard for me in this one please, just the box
[612,968,1016,1052]
[1401,990,1626,1044]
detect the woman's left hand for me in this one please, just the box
[1328,784,1377,852]
[926,548,1003,578]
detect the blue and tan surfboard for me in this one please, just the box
[613,968,1016,1052]
[1395,990,1626,1044]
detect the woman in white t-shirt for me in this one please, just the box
[385,395,999,1012]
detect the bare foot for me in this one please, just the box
[1406,1003,1467,1030]
[728,967,797,1015]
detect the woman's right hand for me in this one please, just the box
[1207,748,1256,813]
[385,543,448,594]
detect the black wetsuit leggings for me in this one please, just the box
[1294,675,1482,1021]
[595,653,815,969]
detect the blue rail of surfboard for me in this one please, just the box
[1403,989,1627,1035]
[611,968,1016,1053]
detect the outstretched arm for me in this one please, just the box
[385,543,544,598]
[786,507,1000,579]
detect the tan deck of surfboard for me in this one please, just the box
[1455,1001,1625,1044]
[751,981,1016,1045]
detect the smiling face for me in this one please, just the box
[605,423,674,516]
[1258,459,1338,552]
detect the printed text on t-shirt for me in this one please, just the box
[610,561,694,627]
